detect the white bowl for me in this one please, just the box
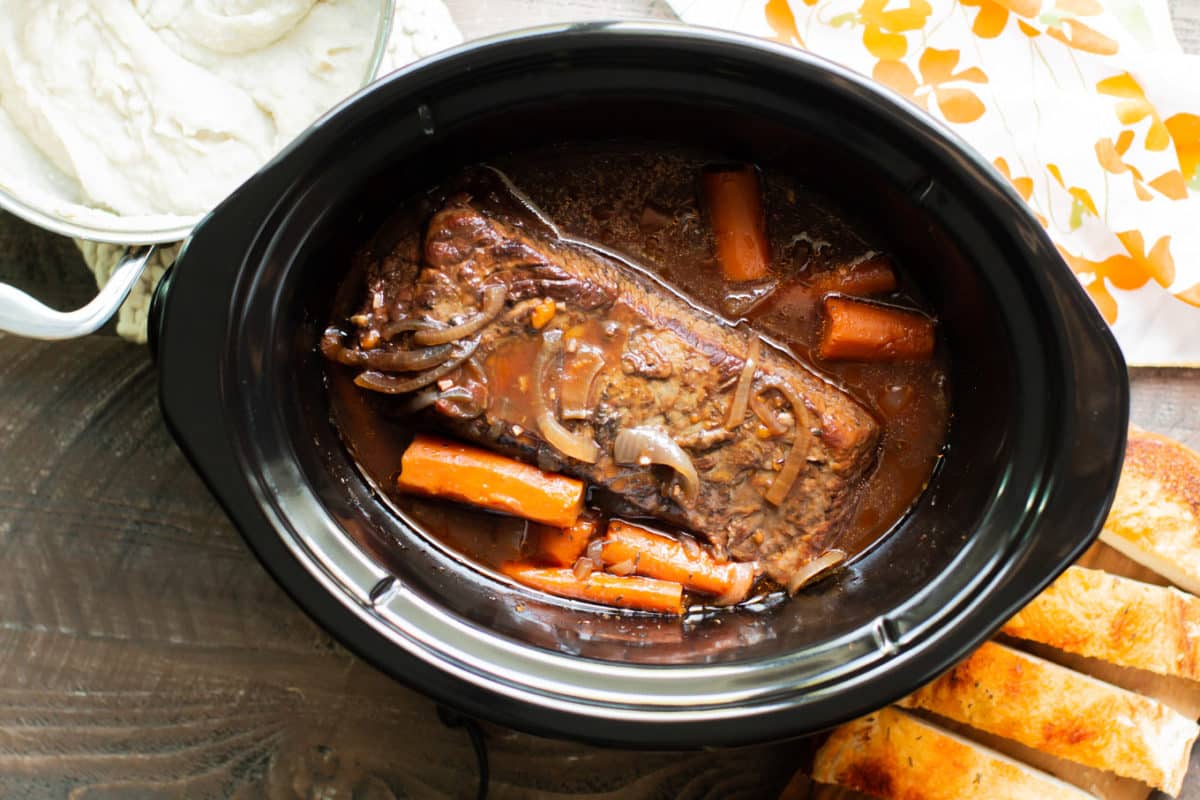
[0,0,395,246]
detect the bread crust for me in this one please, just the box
[897,641,1199,794]
[1100,428,1200,595]
[812,706,1096,799]
[1000,565,1200,681]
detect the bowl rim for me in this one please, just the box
[155,20,1129,746]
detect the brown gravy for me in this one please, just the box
[326,142,949,597]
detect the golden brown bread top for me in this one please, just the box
[1124,428,1200,521]
[813,428,1200,799]
[812,707,1096,799]
[897,641,1199,794]
[1100,429,1200,595]
[1000,565,1200,681]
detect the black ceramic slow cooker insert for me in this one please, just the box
[151,23,1128,747]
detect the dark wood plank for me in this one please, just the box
[0,332,800,798]
[1128,367,1200,445]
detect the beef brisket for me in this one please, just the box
[326,195,881,585]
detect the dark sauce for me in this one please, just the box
[326,142,950,601]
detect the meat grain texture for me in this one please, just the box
[339,195,881,585]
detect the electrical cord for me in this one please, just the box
[437,705,490,800]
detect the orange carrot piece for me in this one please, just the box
[601,521,757,602]
[530,298,557,329]
[397,434,584,527]
[501,562,685,615]
[808,254,898,297]
[703,165,771,282]
[818,296,935,362]
[533,516,598,567]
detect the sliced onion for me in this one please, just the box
[354,337,480,395]
[613,427,701,504]
[322,327,453,372]
[533,329,599,463]
[435,386,487,420]
[500,297,545,325]
[573,557,596,581]
[397,387,440,415]
[413,284,508,345]
[432,383,477,412]
[678,534,702,560]
[586,537,605,564]
[323,333,454,373]
[760,375,812,506]
[461,354,491,413]
[381,318,442,341]
[607,558,637,577]
[713,561,758,606]
[560,347,605,420]
[725,337,761,430]
[463,354,488,382]
[432,353,490,419]
[787,549,846,594]
[363,343,454,372]
[750,390,789,436]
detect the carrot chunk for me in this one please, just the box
[397,434,584,527]
[703,165,771,282]
[601,520,757,603]
[818,296,935,362]
[808,254,898,296]
[533,515,598,567]
[529,298,556,329]
[501,562,685,615]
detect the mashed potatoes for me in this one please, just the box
[0,0,384,228]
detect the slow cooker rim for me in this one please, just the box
[156,21,1128,746]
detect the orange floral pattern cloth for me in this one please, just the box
[670,0,1200,365]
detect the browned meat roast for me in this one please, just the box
[323,194,881,587]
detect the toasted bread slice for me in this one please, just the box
[897,641,1198,795]
[1099,428,1200,594]
[1000,565,1200,681]
[812,706,1096,799]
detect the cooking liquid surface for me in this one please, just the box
[326,143,950,600]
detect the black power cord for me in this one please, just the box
[437,705,490,800]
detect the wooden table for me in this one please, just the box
[0,2,1197,797]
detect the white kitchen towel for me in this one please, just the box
[669,0,1200,365]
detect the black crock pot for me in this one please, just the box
[150,23,1128,747]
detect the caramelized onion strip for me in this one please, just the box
[322,327,455,372]
[750,390,789,436]
[759,375,812,506]
[613,426,701,504]
[787,549,846,594]
[725,337,761,430]
[364,343,454,372]
[381,318,442,341]
[354,337,480,395]
[533,329,599,463]
[559,348,605,420]
[413,284,508,345]
[397,387,440,415]
[713,561,759,607]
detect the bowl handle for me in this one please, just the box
[0,245,157,340]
